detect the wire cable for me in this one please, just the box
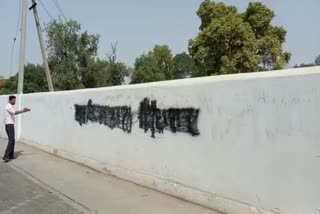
[38,0,54,21]
[51,0,67,21]
[9,0,22,77]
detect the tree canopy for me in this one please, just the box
[47,20,128,90]
[131,46,196,84]
[189,0,291,76]
[173,52,197,78]
[131,45,174,84]
[1,64,48,94]
[315,55,320,66]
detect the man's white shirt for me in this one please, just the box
[4,103,15,125]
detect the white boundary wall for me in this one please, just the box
[2,67,320,214]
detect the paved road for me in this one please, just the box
[0,139,219,214]
[0,163,84,214]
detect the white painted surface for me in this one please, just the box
[9,67,320,214]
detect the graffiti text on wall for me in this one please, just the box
[138,98,200,138]
[74,98,200,138]
[74,99,132,133]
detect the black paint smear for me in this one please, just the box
[74,99,132,133]
[138,98,200,138]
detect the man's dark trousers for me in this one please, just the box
[4,124,15,159]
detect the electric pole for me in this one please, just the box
[17,0,28,94]
[30,0,54,92]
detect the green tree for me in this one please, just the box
[104,43,129,86]
[244,2,291,70]
[198,0,237,30]
[315,55,320,66]
[131,45,174,84]
[1,63,48,94]
[46,19,101,90]
[189,0,291,76]
[172,52,197,78]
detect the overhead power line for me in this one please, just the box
[38,0,54,21]
[9,0,22,77]
[51,0,67,21]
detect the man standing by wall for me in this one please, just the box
[3,96,30,162]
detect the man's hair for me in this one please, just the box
[9,96,16,101]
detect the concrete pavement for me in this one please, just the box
[0,139,219,214]
[0,164,84,214]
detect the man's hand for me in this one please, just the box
[23,108,31,112]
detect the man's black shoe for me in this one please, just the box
[2,158,10,162]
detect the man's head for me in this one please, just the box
[9,96,16,105]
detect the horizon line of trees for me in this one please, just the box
[2,0,318,95]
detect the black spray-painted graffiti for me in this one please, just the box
[74,99,132,133]
[138,98,200,138]
[74,98,200,138]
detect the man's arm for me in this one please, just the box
[9,108,31,115]
[15,110,26,115]
[6,105,31,115]
[15,108,31,115]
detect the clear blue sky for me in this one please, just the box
[1,0,319,78]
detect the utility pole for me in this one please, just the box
[17,0,28,141]
[17,0,28,94]
[30,0,54,91]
